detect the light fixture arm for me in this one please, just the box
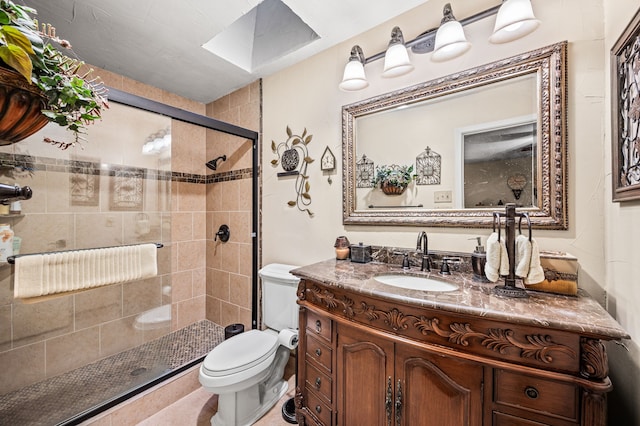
[440,3,457,24]
[364,4,501,63]
[388,26,406,47]
[349,45,365,64]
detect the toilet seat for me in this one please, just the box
[202,330,278,377]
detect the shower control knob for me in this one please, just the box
[214,224,230,242]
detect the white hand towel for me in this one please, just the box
[485,232,501,282]
[515,234,532,278]
[14,243,158,299]
[524,238,545,284]
[14,254,44,299]
[499,238,510,277]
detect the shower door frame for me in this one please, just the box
[107,88,261,328]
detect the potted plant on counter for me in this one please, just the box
[372,164,415,195]
[0,0,108,148]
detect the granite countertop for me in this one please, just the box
[292,258,629,341]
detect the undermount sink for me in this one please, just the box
[374,274,459,292]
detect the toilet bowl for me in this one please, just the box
[199,263,300,426]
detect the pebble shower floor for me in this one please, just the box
[0,320,225,425]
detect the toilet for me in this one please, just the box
[199,263,300,426]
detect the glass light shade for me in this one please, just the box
[432,20,471,62]
[339,60,369,91]
[490,0,540,44]
[382,43,414,78]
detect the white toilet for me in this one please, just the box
[199,263,300,426]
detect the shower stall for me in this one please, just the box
[0,86,260,424]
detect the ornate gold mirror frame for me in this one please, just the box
[342,41,567,229]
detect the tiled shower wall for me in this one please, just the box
[0,67,260,397]
[205,81,261,331]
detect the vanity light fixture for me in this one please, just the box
[381,27,414,78]
[490,0,540,44]
[338,0,540,91]
[338,45,369,91]
[432,4,471,62]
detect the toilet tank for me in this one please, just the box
[259,263,300,331]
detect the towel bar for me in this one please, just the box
[6,242,164,264]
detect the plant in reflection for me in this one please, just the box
[372,164,415,195]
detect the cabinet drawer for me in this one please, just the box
[305,386,333,425]
[306,309,332,342]
[305,362,332,403]
[493,411,553,426]
[494,370,578,421]
[306,334,332,372]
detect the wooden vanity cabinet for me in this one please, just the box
[295,278,617,426]
[337,322,484,426]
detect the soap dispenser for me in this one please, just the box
[470,237,488,282]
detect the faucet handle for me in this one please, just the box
[393,251,411,270]
[440,258,451,275]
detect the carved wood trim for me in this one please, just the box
[582,389,607,426]
[305,284,577,367]
[294,386,308,425]
[580,338,609,380]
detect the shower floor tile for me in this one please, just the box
[0,320,224,426]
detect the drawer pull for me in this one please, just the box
[525,386,539,399]
[315,320,322,332]
[315,348,322,356]
[315,405,322,414]
[315,377,322,388]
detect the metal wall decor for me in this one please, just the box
[109,167,144,211]
[271,126,315,216]
[415,147,441,185]
[70,160,100,206]
[611,6,640,202]
[356,154,374,188]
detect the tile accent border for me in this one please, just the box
[0,153,252,184]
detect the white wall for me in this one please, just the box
[263,0,604,280]
[263,0,638,419]
[603,0,640,423]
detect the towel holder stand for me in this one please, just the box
[6,242,164,265]
[493,204,531,298]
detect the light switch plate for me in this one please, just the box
[434,190,452,203]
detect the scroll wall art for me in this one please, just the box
[612,6,640,202]
[271,126,315,216]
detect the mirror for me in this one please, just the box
[342,41,567,229]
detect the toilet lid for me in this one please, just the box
[202,330,278,377]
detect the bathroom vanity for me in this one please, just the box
[292,259,628,426]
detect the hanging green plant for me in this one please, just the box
[271,126,314,216]
[0,0,108,148]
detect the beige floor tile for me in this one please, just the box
[137,375,295,426]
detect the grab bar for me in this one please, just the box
[6,242,164,264]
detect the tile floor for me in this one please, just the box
[136,374,296,426]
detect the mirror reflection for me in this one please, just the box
[343,41,567,229]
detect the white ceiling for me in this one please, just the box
[26,0,430,103]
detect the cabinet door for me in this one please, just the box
[396,344,484,426]
[337,324,394,426]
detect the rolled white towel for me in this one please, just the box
[515,234,532,278]
[485,232,501,282]
[524,238,545,284]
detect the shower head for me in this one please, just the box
[206,155,227,171]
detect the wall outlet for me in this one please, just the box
[434,190,452,203]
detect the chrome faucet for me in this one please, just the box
[416,231,431,272]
